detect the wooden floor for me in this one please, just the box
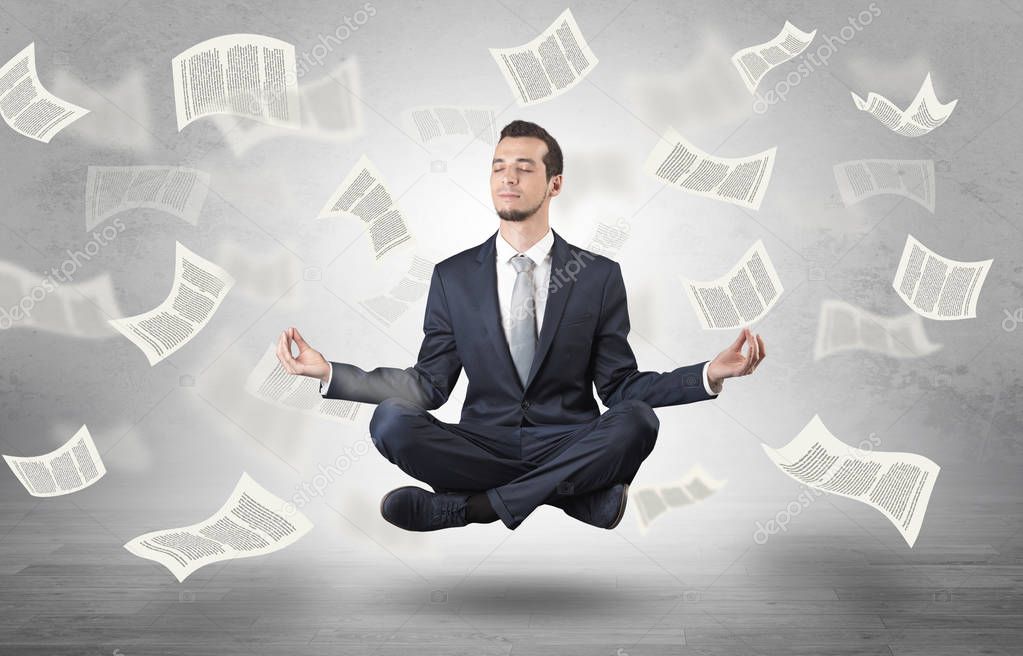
[1,467,1021,656]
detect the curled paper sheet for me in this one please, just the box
[124,473,313,582]
[489,8,598,106]
[108,242,235,365]
[172,34,300,131]
[631,465,727,533]
[763,415,939,547]
[0,43,90,143]
[245,341,362,422]
[851,73,957,137]
[3,425,106,497]
[645,127,776,210]
[833,159,935,213]
[681,240,784,330]
[317,154,414,261]
[893,234,992,321]
[813,298,942,360]
[731,21,817,93]
[85,165,211,231]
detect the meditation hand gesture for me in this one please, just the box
[706,327,766,393]
[276,327,330,385]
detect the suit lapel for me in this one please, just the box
[473,230,522,390]
[471,227,579,393]
[524,229,575,390]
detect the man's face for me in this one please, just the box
[490,136,561,222]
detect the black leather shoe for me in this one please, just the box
[559,483,630,529]
[379,486,472,531]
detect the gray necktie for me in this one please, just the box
[508,254,537,387]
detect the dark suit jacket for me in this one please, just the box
[323,227,718,426]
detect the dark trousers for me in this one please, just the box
[368,397,660,529]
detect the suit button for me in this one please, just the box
[521,400,530,409]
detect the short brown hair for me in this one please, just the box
[498,120,563,181]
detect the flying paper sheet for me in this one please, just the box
[3,425,105,497]
[212,57,362,156]
[834,159,935,213]
[52,68,154,152]
[245,342,362,422]
[489,8,598,106]
[893,234,992,320]
[0,42,90,142]
[763,415,939,547]
[631,465,727,533]
[731,21,817,93]
[124,473,313,582]
[317,154,414,260]
[212,242,303,306]
[585,220,631,260]
[403,105,498,146]
[560,150,637,211]
[626,35,753,132]
[172,34,300,131]
[360,255,434,325]
[851,73,957,137]
[682,240,784,329]
[108,242,235,365]
[0,263,122,338]
[645,127,776,210]
[85,165,211,230]
[813,298,942,360]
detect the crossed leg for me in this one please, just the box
[369,397,660,530]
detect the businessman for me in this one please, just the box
[277,120,766,532]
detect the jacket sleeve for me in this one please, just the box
[590,261,718,409]
[321,266,462,409]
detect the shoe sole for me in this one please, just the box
[606,483,629,529]
[379,485,423,529]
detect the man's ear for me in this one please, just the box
[548,174,563,197]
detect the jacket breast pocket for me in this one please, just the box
[561,312,593,326]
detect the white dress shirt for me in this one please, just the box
[494,227,555,344]
[322,227,720,398]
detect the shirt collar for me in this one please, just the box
[495,227,554,267]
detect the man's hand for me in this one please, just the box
[706,326,766,393]
[276,327,330,385]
